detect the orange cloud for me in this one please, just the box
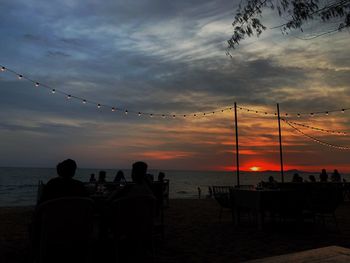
[139,150,194,160]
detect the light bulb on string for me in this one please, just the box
[67,95,71,100]
[18,74,23,79]
[172,115,176,118]
[212,112,215,115]
[203,113,206,116]
[297,114,300,118]
[125,110,128,115]
[310,113,314,117]
[111,107,115,112]
[1,66,5,72]
[162,114,165,118]
[183,115,186,118]
[35,82,39,87]
[326,112,329,116]
[342,109,345,113]
[221,110,224,113]
[97,104,101,109]
[150,114,153,118]
[138,112,141,116]
[194,114,197,117]
[51,89,55,94]
[83,99,86,104]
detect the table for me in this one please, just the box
[245,246,350,263]
[232,189,303,228]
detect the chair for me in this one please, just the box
[308,184,341,228]
[110,195,156,263]
[33,197,95,263]
[212,186,234,221]
[36,180,45,205]
[152,181,169,239]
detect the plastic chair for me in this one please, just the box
[33,197,95,263]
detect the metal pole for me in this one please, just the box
[277,103,284,183]
[234,102,240,187]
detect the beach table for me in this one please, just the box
[244,246,350,262]
[232,188,302,228]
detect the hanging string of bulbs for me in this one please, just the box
[285,120,347,136]
[282,119,350,150]
[1,64,350,119]
[237,105,349,119]
[1,65,235,119]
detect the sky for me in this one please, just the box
[0,0,349,172]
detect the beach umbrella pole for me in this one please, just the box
[277,103,284,183]
[234,102,240,187]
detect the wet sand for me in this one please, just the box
[2,199,350,262]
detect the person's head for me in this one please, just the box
[117,170,124,176]
[56,159,77,179]
[334,169,339,174]
[268,176,274,183]
[90,173,95,179]
[131,161,148,183]
[322,169,327,174]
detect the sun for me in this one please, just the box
[250,166,260,172]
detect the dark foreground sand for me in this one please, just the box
[2,199,350,263]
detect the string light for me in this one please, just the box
[1,64,350,120]
[283,119,350,150]
[112,107,115,112]
[138,112,141,116]
[97,104,101,109]
[285,120,347,135]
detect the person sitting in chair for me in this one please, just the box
[39,159,87,203]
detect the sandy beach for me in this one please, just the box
[2,199,350,263]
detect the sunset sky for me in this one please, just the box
[0,0,349,172]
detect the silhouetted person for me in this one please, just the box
[320,169,328,182]
[98,170,107,184]
[292,173,303,183]
[198,187,201,199]
[108,161,154,200]
[39,159,87,203]
[331,169,341,182]
[89,173,96,183]
[158,172,165,182]
[266,176,279,189]
[113,170,126,184]
[309,175,316,182]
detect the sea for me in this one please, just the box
[1,167,349,207]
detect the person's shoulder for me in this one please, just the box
[46,177,62,185]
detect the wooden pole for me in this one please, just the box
[277,103,284,183]
[234,102,240,187]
